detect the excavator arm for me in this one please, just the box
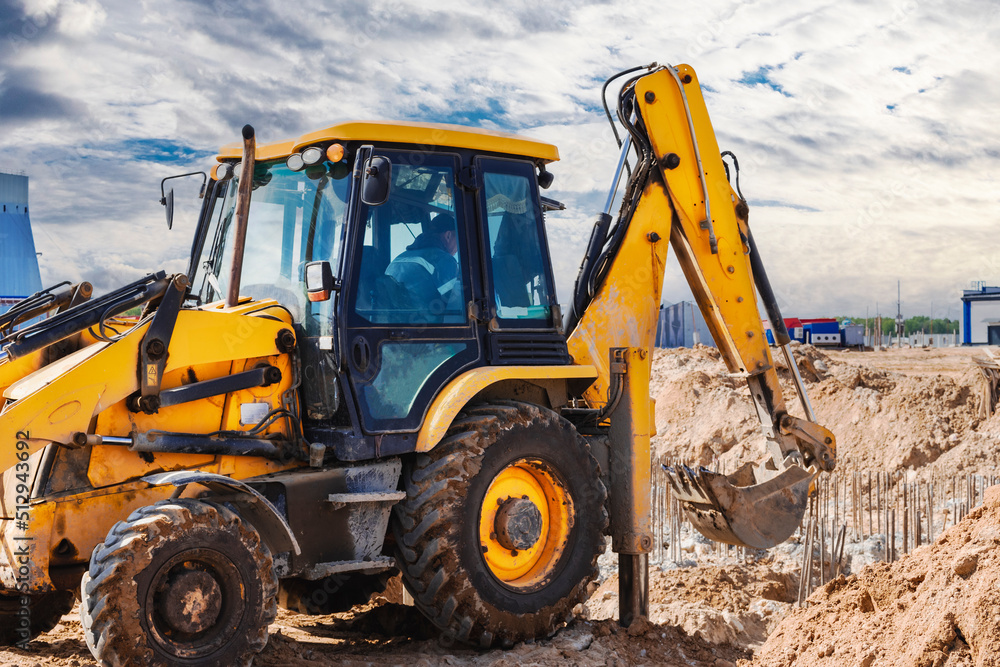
[567,63,836,553]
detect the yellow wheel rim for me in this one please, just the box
[478,458,573,591]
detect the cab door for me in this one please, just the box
[474,156,569,365]
[341,149,481,434]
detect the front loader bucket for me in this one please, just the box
[664,462,814,549]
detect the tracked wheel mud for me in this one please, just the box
[393,401,607,648]
[80,499,277,667]
[0,591,74,645]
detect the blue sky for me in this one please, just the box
[1,0,998,321]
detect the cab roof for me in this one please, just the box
[217,120,559,163]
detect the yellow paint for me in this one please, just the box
[45,483,183,579]
[94,359,234,438]
[415,365,598,453]
[216,454,305,478]
[0,302,295,472]
[0,348,45,398]
[216,139,297,163]
[636,66,772,376]
[606,348,653,554]
[567,64,778,412]
[3,341,108,402]
[565,179,673,407]
[217,120,559,164]
[478,458,572,588]
[219,353,297,435]
[0,497,53,590]
[86,446,216,489]
[0,296,306,591]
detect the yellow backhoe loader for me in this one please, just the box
[0,62,834,665]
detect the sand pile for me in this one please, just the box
[751,484,1000,666]
[586,560,799,649]
[650,343,994,476]
[256,604,752,667]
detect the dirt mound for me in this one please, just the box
[256,604,750,666]
[587,560,799,649]
[651,343,989,475]
[751,484,1000,666]
[651,345,759,467]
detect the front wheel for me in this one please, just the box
[81,499,277,667]
[393,401,607,648]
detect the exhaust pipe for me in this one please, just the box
[226,124,256,308]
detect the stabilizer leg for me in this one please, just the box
[619,553,648,627]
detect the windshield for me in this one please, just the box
[195,158,351,334]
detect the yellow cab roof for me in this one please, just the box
[217,120,559,163]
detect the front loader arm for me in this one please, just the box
[0,302,297,474]
[567,64,835,550]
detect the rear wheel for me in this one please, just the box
[393,401,607,647]
[81,499,277,667]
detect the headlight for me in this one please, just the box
[286,153,305,172]
[301,146,325,166]
[212,162,235,181]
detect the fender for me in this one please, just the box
[415,364,598,452]
[143,471,301,559]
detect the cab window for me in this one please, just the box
[478,158,556,327]
[350,153,467,326]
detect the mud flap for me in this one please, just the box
[664,462,813,549]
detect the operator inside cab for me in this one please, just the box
[384,212,462,320]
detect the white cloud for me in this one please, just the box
[57,0,106,36]
[0,0,997,322]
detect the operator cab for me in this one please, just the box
[190,121,568,458]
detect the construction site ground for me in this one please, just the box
[3,344,998,666]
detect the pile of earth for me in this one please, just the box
[649,343,996,478]
[750,484,1000,666]
[585,558,799,649]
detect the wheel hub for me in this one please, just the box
[160,569,223,635]
[479,458,574,591]
[494,497,543,551]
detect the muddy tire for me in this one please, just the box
[80,499,277,667]
[393,401,607,648]
[0,591,74,645]
[278,571,393,615]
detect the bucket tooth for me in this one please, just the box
[663,462,814,550]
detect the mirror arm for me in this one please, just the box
[160,171,208,204]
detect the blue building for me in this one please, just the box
[0,173,42,316]
[655,301,716,348]
[961,284,1000,345]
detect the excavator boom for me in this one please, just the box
[567,64,836,550]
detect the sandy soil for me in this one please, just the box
[651,343,1000,476]
[3,344,997,666]
[752,484,1000,666]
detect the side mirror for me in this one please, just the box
[361,156,392,206]
[159,171,207,230]
[161,188,175,229]
[305,261,338,302]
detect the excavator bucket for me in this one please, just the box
[664,461,814,549]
